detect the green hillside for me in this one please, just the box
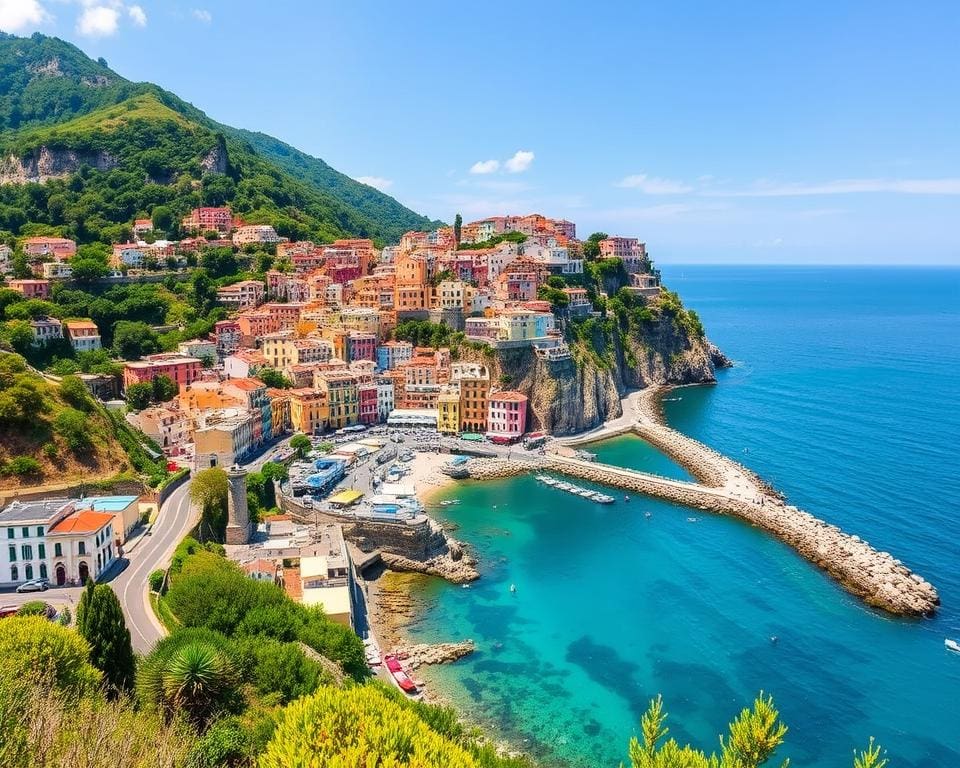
[0,32,437,243]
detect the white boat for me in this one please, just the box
[439,499,460,507]
[946,638,960,653]
[594,494,615,504]
[555,482,572,491]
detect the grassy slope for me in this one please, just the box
[0,368,132,490]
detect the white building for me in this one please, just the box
[64,320,101,352]
[177,338,217,363]
[30,316,63,346]
[233,225,282,246]
[217,280,265,309]
[0,499,116,587]
[376,377,395,422]
[41,262,73,279]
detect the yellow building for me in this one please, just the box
[459,376,489,433]
[315,371,358,429]
[437,388,461,434]
[289,388,328,434]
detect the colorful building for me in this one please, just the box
[64,319,101,352]
[123,354,202,392]
[486,391,528,442]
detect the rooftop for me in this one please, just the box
[48,509,113,535]
[0,499,73,524]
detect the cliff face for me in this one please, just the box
[457,293,722,435]
[0,146,118,184]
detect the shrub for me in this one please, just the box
[54,408,92,452]
[1,456,42,477]
[189,715,252,768]
[16,600,49,616]
[259,685,479,768]
[42,441,58,458]
[230,635,323,703]
[0,616,101,694]
[59,374,93,411]
[148,569,165,593]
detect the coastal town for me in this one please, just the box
[0,207,940,688]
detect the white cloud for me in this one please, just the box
[470,159,500,175]
[127,4,146,26]
[191,8,212,23]
[0,0,51,32]
[706,178,960,197]
[616,174,693,194]
[355,176,393,192]
[76,4,119,36]
[504,150,535,174]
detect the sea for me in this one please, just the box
[403,266,960,768]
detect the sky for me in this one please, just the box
[2,0,960,264]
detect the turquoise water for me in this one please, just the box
[583,434,693,481]
[407,267,960,767]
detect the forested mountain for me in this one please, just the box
[0,32,439,244]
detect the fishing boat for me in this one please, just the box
[946,638,960,653]
[383,654,418,693]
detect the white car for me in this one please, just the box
[16,579,49,593]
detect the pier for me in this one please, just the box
[465,388,940,618]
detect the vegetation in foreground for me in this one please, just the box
[0,540,890,768]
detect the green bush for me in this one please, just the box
[16,600,49,616]
[148,569,165,593]
[0,616,101,694]
[1,456,42,477]
[59,374,93,411]
[54,408,91,452]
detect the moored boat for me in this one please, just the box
[383,654,418,693]
[946,638,960,653]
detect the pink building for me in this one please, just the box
[181,207,233,234]
[262,302,305,331]
[216,280,265,309]
[495,270,539,302]
[265,270,310,302]
[7,279,50,299]
[123,354,202,392]
[23,237,76,260]
[358,383,379,425]
[599,237,648,273]
[486,391,528,442]
[347,332,376,363]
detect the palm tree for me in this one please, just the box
[140,642,237,729]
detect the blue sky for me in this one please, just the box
[2,0,960,264]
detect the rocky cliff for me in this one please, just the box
[0,146,118,183]
[457,289,726,435]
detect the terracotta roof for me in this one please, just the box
[489,391,528,403]
[48,510,113,535]
[225,378,264,391]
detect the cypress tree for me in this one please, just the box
[76,579,136,696]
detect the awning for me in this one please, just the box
[461,433,484,442]
[328,489,363,506]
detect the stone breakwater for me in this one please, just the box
[390,641,475,669]
[461,406,940,617]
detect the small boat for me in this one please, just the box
[594,494,615,504]
[624,495,630,502]
[439,499,460,506]
[383,654,418,693]
[687,517,699,523]
[578,488,594,497]
[555,482,572,491]
[645,511,652,519]
[510,584,517,593]
[946,639,960,653]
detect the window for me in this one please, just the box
[54,542,62,557]
[8,545,15,562]
[38,543,45,559]
[21,527,28,538]
[78,542,86,555]
[6,528,12,539]
[24,564,33,580]
[36,526,44,537]
[39,563,47,579]
[21,545,32,561]
[10,565,17,581]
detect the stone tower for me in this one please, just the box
[224,465,251,545]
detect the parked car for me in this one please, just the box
[15,579,48,593]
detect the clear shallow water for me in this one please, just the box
[406,267,960,767]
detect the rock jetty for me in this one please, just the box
[460,389,940,618]
[390,641,475,669]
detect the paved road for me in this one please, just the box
[113,437,294,653]
[113,480,196,653]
